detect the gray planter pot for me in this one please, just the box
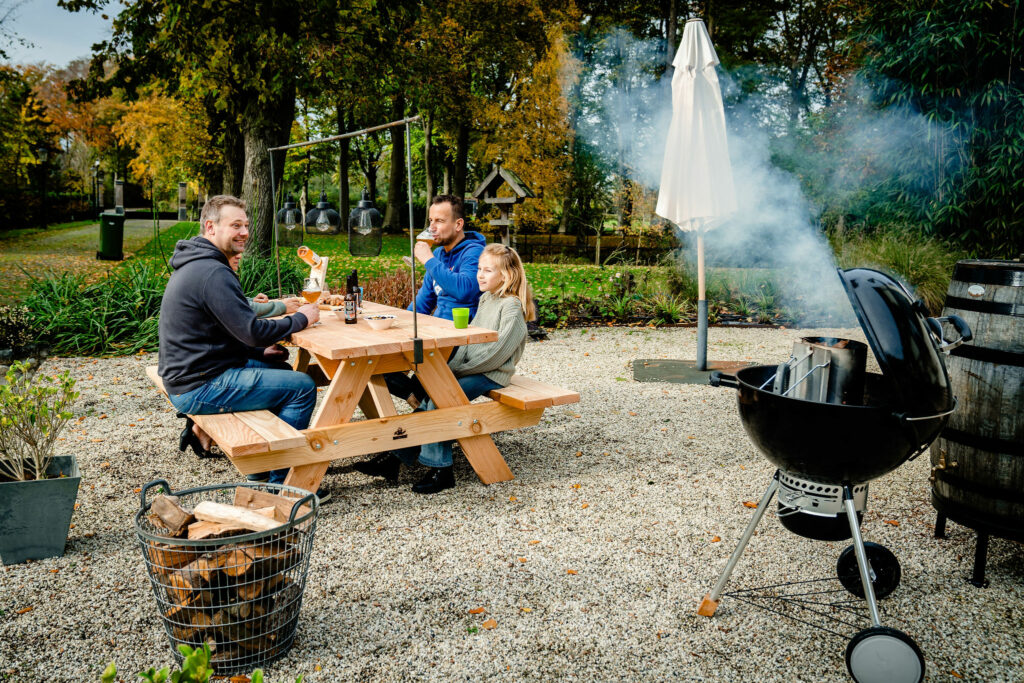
[0,455,81,565]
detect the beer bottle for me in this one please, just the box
[344,288,357,324]
[350,269,361,308]
[297,246,322,268]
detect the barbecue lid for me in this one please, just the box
[837,267,952,416]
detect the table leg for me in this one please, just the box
[284,356,375,493]
[292,347,310,373]
[359,375,399,419]
[414,353,514,484]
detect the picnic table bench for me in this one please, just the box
[147,301,579,493]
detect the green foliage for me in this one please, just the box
[99,643,303,683]
[0,360,79,482]
[238,254,305,300]
[853,0,1024,257]
[23,262,168,356]
[829,227,963,314]
[0,305,38,351]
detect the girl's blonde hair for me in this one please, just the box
[481,243,535,320]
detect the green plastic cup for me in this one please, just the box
[452,308,470,329]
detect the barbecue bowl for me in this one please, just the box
[364,314,396,330]
[714,366,948,484]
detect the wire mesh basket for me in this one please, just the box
[134,479,319,675]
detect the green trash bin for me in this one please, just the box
[97,211,125,261]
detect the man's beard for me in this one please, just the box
[433,231,458,247]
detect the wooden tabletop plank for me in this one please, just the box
[290,301,496,359]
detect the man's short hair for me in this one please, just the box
[200,195,247,233]
[430,194,464,221]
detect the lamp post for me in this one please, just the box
[36,147,49,229]
[92,161,100,217]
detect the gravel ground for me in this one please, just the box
[1,326,1021,682]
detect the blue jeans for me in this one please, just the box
[168,359,317,484]
[393,374,503,469]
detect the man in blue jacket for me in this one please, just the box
[411,194,485,318]
[358,195,485,482]
[158,195,320,487]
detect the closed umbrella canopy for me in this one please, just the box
[656,17,736,229]
[656,18,736,371]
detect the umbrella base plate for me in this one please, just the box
[632,359,753,385]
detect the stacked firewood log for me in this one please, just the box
[141,489,312,664]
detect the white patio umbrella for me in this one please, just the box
[656,17,737,371]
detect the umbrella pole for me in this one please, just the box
[696,228,708,371]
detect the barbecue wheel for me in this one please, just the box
[846,626,924,683]
[836,542,901,599]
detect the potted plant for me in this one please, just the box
[0,360,80,565]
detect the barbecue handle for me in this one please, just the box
[926,314,973,352]
[708,371,739,389]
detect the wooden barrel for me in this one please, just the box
[930,259,1024,540]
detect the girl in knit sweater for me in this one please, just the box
[357,243,535,494]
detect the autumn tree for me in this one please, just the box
[62,0,344,257]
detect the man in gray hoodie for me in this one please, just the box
[158,195,320,485]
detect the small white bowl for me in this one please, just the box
[365,314,396,330]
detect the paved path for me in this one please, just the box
[0,219,177,304]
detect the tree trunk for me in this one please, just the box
[222,126,245,198]
[241,84,295,258]
[666,0,677,72]
[453,118,469,199]
[337,104,350,223]
[423,110,434,226]
[383,96,406,230]
[301,100,310,203]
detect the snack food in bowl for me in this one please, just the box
[364,314,396,330]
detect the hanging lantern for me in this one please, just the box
[304,191,341,234]
[348,188,382,256]
[275,193,303,247]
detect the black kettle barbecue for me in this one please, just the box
[698,268,971,683]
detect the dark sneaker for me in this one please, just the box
[411,466,454,494]
[353,453,400,483]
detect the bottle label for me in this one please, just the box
[344,299,357,322]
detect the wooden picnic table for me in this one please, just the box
[148,301,579,494]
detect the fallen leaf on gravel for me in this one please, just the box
[509,496,518,502]
[742,501,758,509]
[581,503,589,509]
[711,536,721,543]
[520,607,532,613]
[518,557,528,563]
[628,411,638,416]
[468,607,486,615]
[572,414,581,418]
[885,520,900,526]
[575,451,582,457]
[572,483,581,489]
[950,671,962,679]
[15,607,32,614]
[74,503,80,510]
[49,569,58,573]
[98,414,107,419]
[133,487,141,493]
[528,540,540,545]
[90,439,104,443]
[229,675,251,683]
[566,569,578,575]
[100,461,111,468]
[481,619,497,630]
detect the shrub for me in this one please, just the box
[0,305,39,353]
[0,361,79,482]
[361,269,417,309]
[829,227,963,313]
[100,642,303,683]
[24,262,168,356]
[238,254,305,299]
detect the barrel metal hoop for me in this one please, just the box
[944,296,1024,317]
[952,264,1024,287]
[950,344,1024,367]
[933,469,1024,503]
[940,428,1024,456]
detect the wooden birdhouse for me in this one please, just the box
[472,160,535,246]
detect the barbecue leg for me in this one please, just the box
[698,473,779,617]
